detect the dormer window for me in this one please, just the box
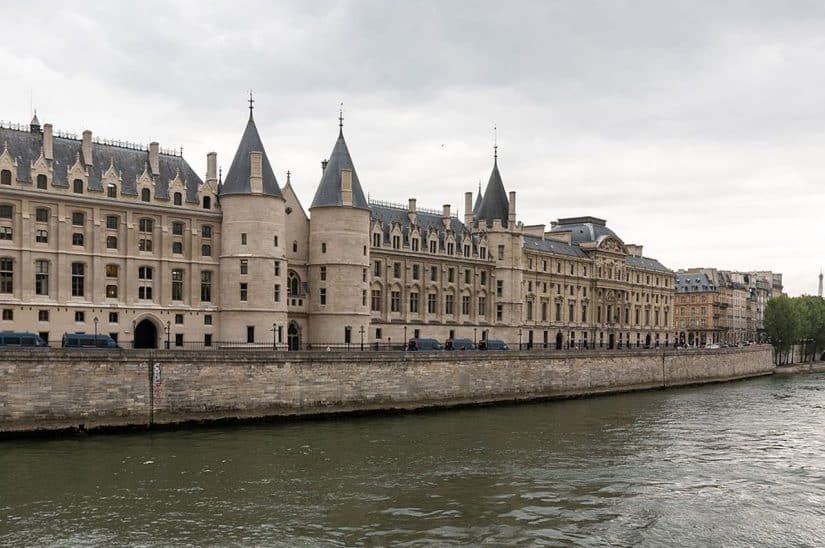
[73,179,84,194]
[411,238,419,252]
[141,188,151,202]
[429,240,437,253]
[0,170,11,185]
[392,235,400,249]
[372,232,381,247]
[173,192,182,206]
[107,183,117,198]
[203,196,211,209]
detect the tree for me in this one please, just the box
[764,296,800,365]
[794,296,825,362]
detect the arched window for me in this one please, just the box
[141,188,151,202]
[202,196,211,209]
[73,179,84,194]
[172,241,183,254]
[288,271,301,297]
[0,170,11,185]
[173,192,182,206]
[36,174,47,189]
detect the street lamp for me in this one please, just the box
[359,325,365,351]
[93,316,99,342]
[474,327,477,346]
[165,320,171,350]
[272,322,277,351]
[404,325,408,346]
[345,325,352,351]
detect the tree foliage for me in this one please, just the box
[764,295,825,363]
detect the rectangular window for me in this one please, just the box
[240,283,248,301]
[274,284,281,302]
[555,303,561,321]
[427,293,437,314]
[109,312,118,323]
[38,309,49,322]
[240,260,248,275]
[72,212,85,226]
[35,260,49,295]
[107,236,118,249]
[430,266,438,282]
[35,208,49,222]
[172,222,184,235]
[201,225,212,238]
[496,280,503,297]
[393,262,401,278]
[0,226,12,240]
[462,295,470,315]
[478,296,486,316]
[138,266,153,300]
[201,271,212,302]
[496,304,503,321]
[36,229,48,243]
[374,260,382,277]
[201,244,212,257]
[74,310,84,322]
[71,263,84,297]
[204,314,213,325]
[175,314,184,325]
[464,269,471,284]
[542,302,548,321]
[320,288,327,305]
[371,289,382,311]
[412,264,419,280]
[106,283,118,298]
[569,303,574,321]
[498,245,504,260]
[320,266,327,281]
[171,269,184,301]
[409,292,419,313]
[241,233,247,245]
[391,291,400,312]
[72,233,84,246]
[448,268,455,283]
[412,239,419,252]
[480,271,487,285]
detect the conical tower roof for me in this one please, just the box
[472,182,482,216]
[220,111,282,197]
[475,156,509,225]
[310,124,368,209]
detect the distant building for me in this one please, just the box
[0,107,675,349]
[675,268,782,345]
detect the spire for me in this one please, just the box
[310,115,368,209]
[30,110,40,133]
[472,180,482,216]
[220,104,282,197]
[493,124,498,163]
[338,102,344,133]
[475,132,509,226]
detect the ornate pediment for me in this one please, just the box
[598,237,626,254]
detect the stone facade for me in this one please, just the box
[0,109,675,348]
[0,346,774,434]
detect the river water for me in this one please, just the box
[2,373,825,546]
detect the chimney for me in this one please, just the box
[321,159,329,173]
[442,204,451,229]
[206,152,217,183]
[82,130,93,166]
[341,168,353,206]
[508,191,516,224]
[249,151,263,193]
[464,192,473,227]
[408,198,417,224]
[148,142,159,175]
[43,124,53,160]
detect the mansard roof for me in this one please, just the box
[475,158,509,225]
[626,255,671,273]
[550,216,620,245]
[675,271,715,291]
[220,113,281,197]
[369,201,471,249]
[523,234,586,257]
[310,127,369,209]
[0,123,203,202]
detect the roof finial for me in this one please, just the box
[248,90,255,116]
[286,170,291,184]
[218,166,223,183]
[338,102,344,131]
[493,125,498,162]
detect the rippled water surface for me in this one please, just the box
[3,373,825,546]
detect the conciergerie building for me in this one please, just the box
[0,104,675,349]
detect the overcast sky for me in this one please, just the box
[1,1,822,295]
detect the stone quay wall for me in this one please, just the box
[0,346,773,434]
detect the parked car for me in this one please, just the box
[478,339,509,351]
[62,333,120,349]
[406,338,443,351]
[704,343,721,349]
[445,338,475,351]
[0,331,48,348]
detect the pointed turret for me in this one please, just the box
[220,109,282,197]
[476,149,509,226]
[472,181,482,216]
[30,111,40,133]
[310,118,368,209]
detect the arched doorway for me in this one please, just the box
[288,322,301,351]
[555,332,563,350]
[645,334,652,348]
[134,319,158,349]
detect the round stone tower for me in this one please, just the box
[307,119,370,346]
[218,106,288,345]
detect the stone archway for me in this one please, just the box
[134,319,158,349]
[288,321,301,351]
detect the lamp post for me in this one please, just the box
[345,325,351,351]
[272,322,277,351]
[165,320,171,350]
[93,316,99,342]
[359,325,365,351]
[403,325,408,346]
[473,327,477,347]
[518,328,522,351]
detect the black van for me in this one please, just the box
[478,339,509,351]
[445,338,475,351]
[406,338,443,351]
[0,331,48,348]
[62,333,120,349]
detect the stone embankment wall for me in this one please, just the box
[0,346,773,434]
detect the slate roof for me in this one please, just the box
[472,184,482,216]
[675,271,716,291]
[310,128,369,209]
[220,113,281,197]
[0,124,203,202]
[626,255,671,273]
[370,202,471,250]
[475,159,509,226]
[523,235,586,257]
[550,216,619,245]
